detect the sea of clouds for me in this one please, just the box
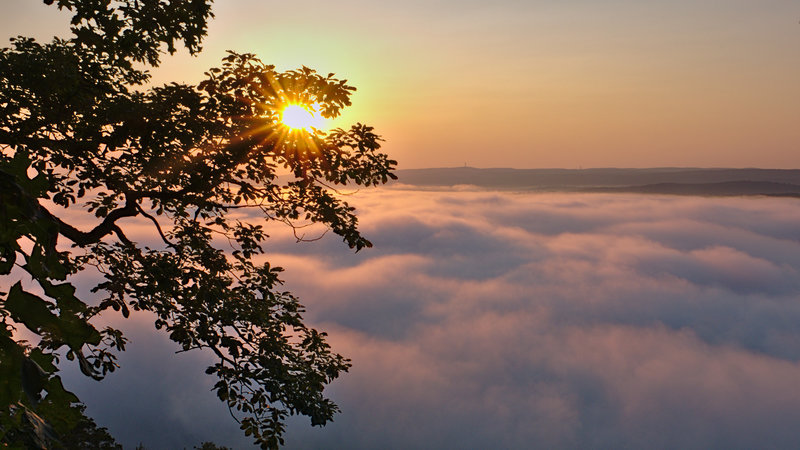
[60,186,800,449]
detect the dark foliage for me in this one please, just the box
[195,442,231,450]
[0,1,395,448]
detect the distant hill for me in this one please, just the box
[588,181,800,197]
[392,167,800,196]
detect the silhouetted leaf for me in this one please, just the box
[5,283,61,336]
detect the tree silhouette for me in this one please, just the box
[0,1,396,448]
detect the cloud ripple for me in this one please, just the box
[64,188,800,449]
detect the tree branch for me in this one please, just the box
[45,197,139,246]
[135,204,174,248]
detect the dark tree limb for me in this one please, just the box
[45,198,139,246]
[135,204,174,248]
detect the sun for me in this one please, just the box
[281,104,326,131]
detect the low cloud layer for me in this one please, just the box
[62,188,800,448]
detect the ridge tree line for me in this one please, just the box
[0,0,396,448]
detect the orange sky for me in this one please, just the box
[3,0,799,168]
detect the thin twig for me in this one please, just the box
[135,204,175,248]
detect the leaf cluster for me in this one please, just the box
[1,0,396,448]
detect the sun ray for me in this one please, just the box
[208,68,338,173]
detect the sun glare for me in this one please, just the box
[281,104,326,131]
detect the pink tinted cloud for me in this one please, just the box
[55,188,800,448]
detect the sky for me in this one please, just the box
[56,186,800,449]
[2,0,799,169]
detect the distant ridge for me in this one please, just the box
[588,181,800,197]
[392,167,800,196]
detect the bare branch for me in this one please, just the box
[46,197,139,246]
[135,204,175,248]
[112,225,133,246]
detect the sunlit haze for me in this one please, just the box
[281,104,326,131]
[3,0,798,169]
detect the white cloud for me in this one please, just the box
[59,189,800,448]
